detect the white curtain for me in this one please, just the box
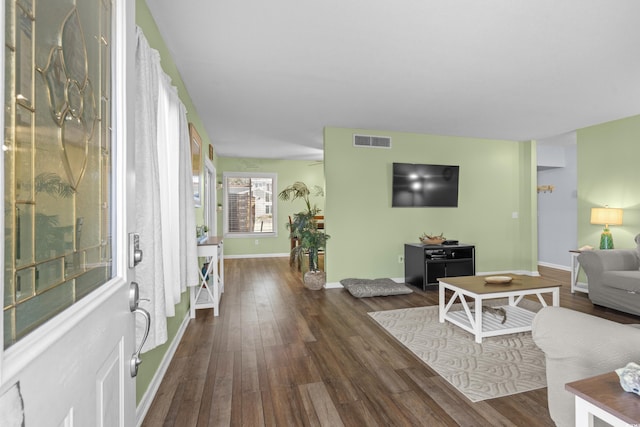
[135,27,199,352]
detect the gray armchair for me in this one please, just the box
[577,234,640,316]
[532,307,640,427]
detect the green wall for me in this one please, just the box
[577,115,640,249]
[135,0,216,404]
[323,127,537,283]
[217,157,325,256]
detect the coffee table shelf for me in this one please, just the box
[446,305,536,337]
[439,275,560,343]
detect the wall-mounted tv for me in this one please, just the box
[392,163,459,207]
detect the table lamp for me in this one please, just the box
[590,206,623,249]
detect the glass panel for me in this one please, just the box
[15,267,34,302]
[3,269,13,308]
[64,252,84,279]
[3,0,113,349]
[3,308,15,349]
[15,203,33,268]
[76,267,108,300]
[227,177,251,232]
[35,258,64,293]
[15,3,33,109]
[5,0,15,49]
[15,280,74,341]
[15,105,32,202]
[16,0,34,13]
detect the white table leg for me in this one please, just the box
[190,286,196,318]
[570,252,580,294]
[552,287,560,306]
[474,296,483,344]
[218,242,224,294]
[439,283,445,322]
[211,252,219,316]
[575,396,596,427]
[573,395,634,427]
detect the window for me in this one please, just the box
[223,172,277,237]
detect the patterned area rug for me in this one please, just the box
[368,303,546,402]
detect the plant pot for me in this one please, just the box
[303,271,325,290]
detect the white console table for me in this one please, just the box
[191,236,224,318]
[570,250,588,294]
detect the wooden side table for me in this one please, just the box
[569,250,589,294]
[565,371,640,427]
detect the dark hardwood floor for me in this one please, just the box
[141,259,640,427]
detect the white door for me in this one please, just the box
[0,0,138,426]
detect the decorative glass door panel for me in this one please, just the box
[4,0,112,348]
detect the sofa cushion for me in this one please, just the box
[340,278,413,298]
[602,270,640,293]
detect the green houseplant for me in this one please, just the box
[278,182,330,289]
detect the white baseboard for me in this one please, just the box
[326,272,546,289]
[325,277,419,289]
[538,261,571,272]
[136,312,191,427]
[224,253,289,259]
[478,269,541,277]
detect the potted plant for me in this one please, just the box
[278,181,330,289]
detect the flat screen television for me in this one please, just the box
[392,163,459,207]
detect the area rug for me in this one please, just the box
[368,303,546,402]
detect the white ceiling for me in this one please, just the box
[146,0,640,161]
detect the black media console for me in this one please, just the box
[404,243,475,291]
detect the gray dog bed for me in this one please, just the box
[340,278,413,298]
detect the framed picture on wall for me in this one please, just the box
[189,123,202,207]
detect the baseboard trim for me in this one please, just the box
[478,270,541,277]
[224,253,289,259]
[325,272,543,289]
[538,261,571,272]
[325,277,405,289]
[136,312,191,426]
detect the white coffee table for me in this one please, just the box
[439,275,560,343]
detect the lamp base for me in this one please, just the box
[599,228,614,250]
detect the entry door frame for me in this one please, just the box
[204,157,217,236]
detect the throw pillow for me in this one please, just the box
[340,278,413,298]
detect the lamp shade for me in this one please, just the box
[590,207,623,226]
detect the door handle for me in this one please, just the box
[130,306,150,377]
[129,282,151,377]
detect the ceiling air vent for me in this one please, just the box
[353,134,391,149]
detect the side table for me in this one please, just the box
[565,371,640,427]
[570,250,589,294]
[191,236,224,318]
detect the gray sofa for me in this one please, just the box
[577,234,640,316]
[532,307,640,427]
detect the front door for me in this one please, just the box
[1,0,137,425]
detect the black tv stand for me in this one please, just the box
[404,243,475,291]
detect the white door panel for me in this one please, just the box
[10,283,132,426]
[1,0,137,425]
